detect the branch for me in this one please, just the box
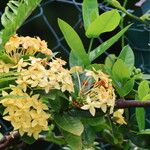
[0,131,45,149]
[115,100,150,108]
[0,131,20,150]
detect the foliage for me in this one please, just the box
[0,0,149,149]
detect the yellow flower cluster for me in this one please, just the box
[0,86,50,139]
[81,69,116,116]
[80,69,126,124]
[15,57,74,93]
[5,35,52,63]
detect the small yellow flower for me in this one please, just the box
[81,96,101,116]
[0,61,12,73]
[113,109,127,125]
[4,35,53,63]
[0,86,50,139]
[79,69,116,116]
[14,58,29,72]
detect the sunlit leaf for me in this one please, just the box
[86,9,120,38]
[82,0,99,31]
[58,18,90,66]
[89,25,131,62]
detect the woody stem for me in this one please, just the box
[115,99,150,108]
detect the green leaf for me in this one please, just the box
[115,78,134,97]
[89,25,131,62]
[112,59,131,83]
[107,0,126,11]
[142,94,150,101]
[54,114,84,136]
[69,51,84,68]
[42,90,68,113]
[82,126,96,147]
[105,54,116,68]
[86,63,104,71]
[82,0,99,31]
[63,131,82,150]
[138,129,150,135]
[0,53,15,64]
[138,80,149,100]
[129,132,150,148]
[0,0,42,50]
[58,18,90,66]
[86,9,120,38]
[136,108,145,131]
[21,134,36,144]
[111,59,134,96]
[46,132,66,145]
[82,116,105,126]
[118,45,134,69]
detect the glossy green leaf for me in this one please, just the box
[82,116,105,126]
[82,0,99,31]
[0,0,42,50]
[142,94,150,101]
[21,134,36,144]
[136,108,145,131]
[89,25,131,62]
[63,131,82,150]
[54,114,84,136]
[118,45,134,69]
[115,78,134,97]
[86,9,120,38]
[58,18,90,66]
[69,51,84,68]
[138,80,149,100]
[112,59,131,83]
[104,54,116,71]
[82,126,95,147]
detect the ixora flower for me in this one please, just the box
[15,57,74,93]
[75,68,126,124]
[0,86,50,139]
[4,35,53,63]
[0,60,13,73]
[113,109,127,125]
[79,69,115,115]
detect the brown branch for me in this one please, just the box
[0,131,20,150]
[0,131,46,150]
[115,100,150,108]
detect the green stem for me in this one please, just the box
[123,0,128,8]
[76,71,81,95]
[122,9,149,26]
[108,1,149,26]
[121,0,128,48]
[88,38,94,54]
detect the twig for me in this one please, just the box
[0,131,20,150]
[115,99,150,108]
